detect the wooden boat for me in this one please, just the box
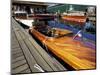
[62,15,87,25]
[28,12,96,70]
[29,23,96,70]
[61,11,87,26]
[31,28,96,70]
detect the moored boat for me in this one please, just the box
[29,16,96,70]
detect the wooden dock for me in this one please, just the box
[11,18,66,74]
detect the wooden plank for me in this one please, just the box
[51,57,67,71]
[12,51,23,59]
[12,52,23,59]
[11,47,21,51]
[11,42,20,49]
[20,68,31,73]
[11,49,22,54]
[11,56,25,63]
[12,64,29,74]
[11,47,21,50]
[12,59,26,69]
[11,33,20,49]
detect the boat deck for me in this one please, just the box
[11,18,66,74]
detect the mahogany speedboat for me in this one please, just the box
[29,14,96,70]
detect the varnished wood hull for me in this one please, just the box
[62,15,86,25]
[30,28,96,70]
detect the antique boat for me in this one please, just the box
[61,11,87,25]
[29,14,96,70]
[62,15,86,25]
